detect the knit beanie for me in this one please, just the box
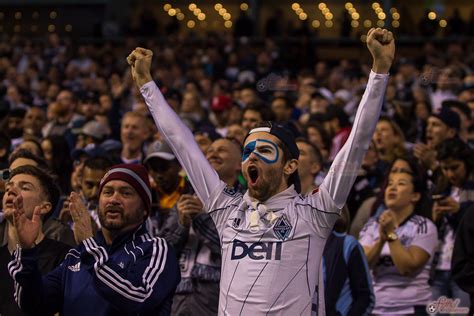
[99,164,152,211]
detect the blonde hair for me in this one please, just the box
[377,117,407,164]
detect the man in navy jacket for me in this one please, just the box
[8,164,180,315]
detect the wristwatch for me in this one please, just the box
[387,232,398,242]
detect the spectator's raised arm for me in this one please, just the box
[320,28,393,209]
[127,48,221,204]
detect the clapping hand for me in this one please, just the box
[413,143,437,170]
[69,192,94,244]
[11,193,41,249]
[176,194,204,226]
[379,210,397,241]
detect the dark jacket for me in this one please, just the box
[1,237,70,316]
[318,231,374,316]
[452,205,474,315]
[8,223,180,316]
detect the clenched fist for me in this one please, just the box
[127,47,153,88]
[366,28,395,74]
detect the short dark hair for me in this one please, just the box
[242,103,275,122]
[83,156,114,172]
[323,105,350,128]
[9,165,60,216]
[437,138,473,173]
[21,135,45,158]
[295,137,323,166]
[272,95,294,109]
[9,149,49,170]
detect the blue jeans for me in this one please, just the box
[431,270,470,315]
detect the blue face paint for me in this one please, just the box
[242,139,280,164]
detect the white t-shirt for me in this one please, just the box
[359,215,438,314]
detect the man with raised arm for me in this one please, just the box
[128,28,394,315]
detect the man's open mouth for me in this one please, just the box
[248,166,259,184]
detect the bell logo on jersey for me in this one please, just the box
[231,239,282,260]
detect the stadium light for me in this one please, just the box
[312,20,320,28]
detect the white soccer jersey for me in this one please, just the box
[359,215,438,314]
[206,181,338,314]
[140,71,389,315]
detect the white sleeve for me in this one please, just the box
[319,71,389,209]
[140,81,222,204]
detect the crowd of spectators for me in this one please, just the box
[0,17,473,316]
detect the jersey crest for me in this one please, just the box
[223,186,237,197]
[273,215,292,240]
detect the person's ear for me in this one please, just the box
[39,201,52,215]
[310,162,321,175]
[447,128,457,138]
[411,192,421,204]
[284,159,298,176]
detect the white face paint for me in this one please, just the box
[242,139,280,164]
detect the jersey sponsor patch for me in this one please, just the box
[231,239,282,260]
[273,215,292,241]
